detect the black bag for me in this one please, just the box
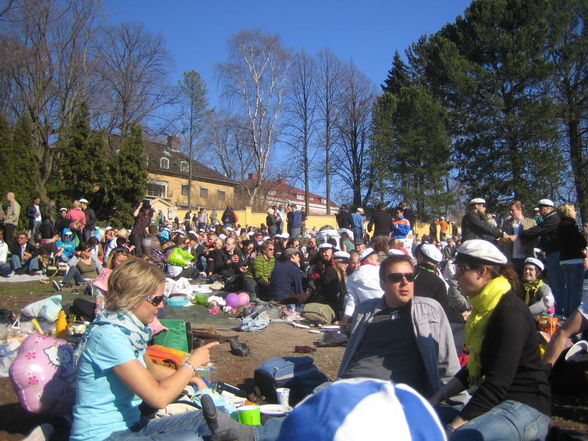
[549,343,588,395]
[254,356,329,405]
[68,298,97,321]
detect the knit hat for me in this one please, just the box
[275,378,445,441]
[455,239,507,266]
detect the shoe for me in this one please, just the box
[52,280,62,291]
[32,271,43,276]
[229,338,250,357]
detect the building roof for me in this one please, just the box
[239,174,338,210]
[109,134,237,187]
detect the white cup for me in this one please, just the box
[276,387,290,406]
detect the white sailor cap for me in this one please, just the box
[455,239,507,265]
[420,244,443,263]
[537,199,554,207]
[360,247,377,261]
[525,257,544,272]
[470,198,486,205]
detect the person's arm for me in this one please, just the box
[133,203,143,218]
[543,310,587,368]
[466,212,502,239]
[429,376,467,407]
[114,342,218,409]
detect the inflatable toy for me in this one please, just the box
[237,292,250,307]
[225,293,240,308]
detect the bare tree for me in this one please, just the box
[92,22,178,137]
[333,61,376,206]
[315,48,344,214]
[216,29,290,205]
[283,50,318,213]
[0,0,102,205]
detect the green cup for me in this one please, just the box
[237,405,261,425]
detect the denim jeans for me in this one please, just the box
[439,400,550,441]
[560,263,585,317]
[546,252,565,315]
[0,262,11,276]
[10,255,40,274]
[62,267,88,285]
[290,227,301,239]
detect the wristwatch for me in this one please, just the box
[180,361,197,376]
[445,423,456,435]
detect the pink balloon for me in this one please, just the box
[237,292,250,307]
[225,293,240,308]
[9,333,76,415]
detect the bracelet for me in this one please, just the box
[179,361,197,376]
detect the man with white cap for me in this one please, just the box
[517,198,563,302]
[500,200,537,274]
[308,243,334,288]
[413,244,452,319]
[340,247,384,326]
[461,198,502,242]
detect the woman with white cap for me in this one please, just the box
[520,257,555,318]
[430,239,551,441]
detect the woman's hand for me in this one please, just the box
[187,342,219,368]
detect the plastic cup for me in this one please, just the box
[276,388,290,406]
[237,405,261,425]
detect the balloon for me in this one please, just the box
[167,247,194,267]
[237,292,250,307]
[225,293,240,308]
[9,333,76,416]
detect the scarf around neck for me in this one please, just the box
[522,279,543,306]
[465,275,511,384]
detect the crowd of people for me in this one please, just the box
[3,191,588,441]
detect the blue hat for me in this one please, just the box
[275,378,445,441]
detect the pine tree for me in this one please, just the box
[49,103,107,212]
[0,114,13,202]
[103,124,148,228]
[381,51,410,95]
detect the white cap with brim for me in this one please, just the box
[79,198,88,204]
[276,232,290,239]
[318,243,333,250]
[218,234,227,240]
[455,239,508,265]
[524,257,544,272]
[338,228,354,240]
[420,244,443,264]
[537,199,554,207]
[470,198,486,205]
[59,207,67,212]
[333,251,350,262]
[360,247,377,261]
[387,248,406,256]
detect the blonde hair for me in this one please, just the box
[557,202,575,219]
[105,258,165,311]
[72,200,82,209]
[117,228,130,239]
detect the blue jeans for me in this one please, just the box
[62,267,88,285]
[10,255,40,274]
[546,252,565,315]
[560,263,585,317]
[0,262,11,276]
[104,411,282,441]
[291,227,301,239]
[439,401,550,441]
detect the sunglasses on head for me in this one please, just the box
[386,273,415,283]
[145,295,165,307]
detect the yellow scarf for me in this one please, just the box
[465,275,511,384]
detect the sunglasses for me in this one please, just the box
[386,273,415,283]
[145,295,165,307]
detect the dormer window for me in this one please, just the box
[160,157,170,169]
[180,160,189,172]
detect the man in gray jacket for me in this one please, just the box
[338,254,467,403]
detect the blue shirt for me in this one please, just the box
[268,260,304,301]
[70,325,146,441]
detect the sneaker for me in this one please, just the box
[51,280,62,291]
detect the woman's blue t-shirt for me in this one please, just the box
[70,324,146,441]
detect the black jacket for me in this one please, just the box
[519,211,560,255]
[9,241,40,259]
[336,210,353,229]
[208,248,245,277]
[368,211,393,236]
[557,217,586,261]
[84,207,97,229]
[461,209,501,242]
[413,264,453,320]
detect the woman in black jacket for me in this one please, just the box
[430,239,550,441]
[556,203,587,317]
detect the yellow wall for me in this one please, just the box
[225,206,337,232]
[148,172,235,212]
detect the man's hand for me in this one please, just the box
[22,252,32,262]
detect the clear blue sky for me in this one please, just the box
[104,0,472,107]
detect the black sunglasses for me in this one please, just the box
[386,273,415,283]
[145,295,165,307]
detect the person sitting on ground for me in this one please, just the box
[55,242,102,289]
[69,257,219,441]
[347,250,361,274]
[340,248,384,327]
[243,240,276,300]
[267,248,308,304]
[429,239,551,440]
[0,227,11,277]
[413,244,451,318]
[55,228,77,263]
[308,243,334,289]
[520,257,555,318]
[207,237,245,279]
[339,255,466,404]
[304,251,350,322]
[9,232,41,275]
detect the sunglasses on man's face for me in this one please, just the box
[385,273,415,283]
[145,295,165,307]
[454,263,476,275]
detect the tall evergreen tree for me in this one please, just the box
[369,93,396,204]
[0,114,13,203]
[103,124,148,228]
[49,103,107,212]
[381,51,410,95]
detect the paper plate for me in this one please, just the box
[259,404,291,416]
[193,286,212,294]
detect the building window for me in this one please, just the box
[217,189,226,201]
[200,187,208,198]
[181,184,189,196]
[146,181,168,199]
[160,157,170,169]
[180,160,189,172]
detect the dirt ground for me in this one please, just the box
[0,283,587,440]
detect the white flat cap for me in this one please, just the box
[537,199,554,207]
[455,239,507,265]
[420,244,443,263]
[525,257,544,272]
[360,247,377,261]
[470,198,486,205]
[388,248,407,256]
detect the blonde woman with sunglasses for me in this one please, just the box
[71,258,218,441]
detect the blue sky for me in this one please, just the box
[104,0,472,108]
